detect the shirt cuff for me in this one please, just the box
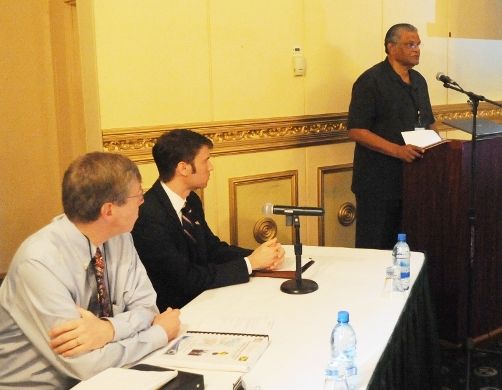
[244,257,252,274]
[106,317,124,342]
[150,324,171,348]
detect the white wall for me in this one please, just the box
[82,0,502,131]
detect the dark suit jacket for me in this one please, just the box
[132,180,252,310]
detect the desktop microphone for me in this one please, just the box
[262,202,324,216]
[436,72,458,85]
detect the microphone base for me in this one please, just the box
[280,278,318,294]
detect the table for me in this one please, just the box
[144,246,440,389]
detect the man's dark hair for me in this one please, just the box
[152,129,213,182]
[384,23,417,54]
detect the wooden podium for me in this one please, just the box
[402,137,502,343]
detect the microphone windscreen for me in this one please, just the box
[435,71,444,81]
[262,203,273,215]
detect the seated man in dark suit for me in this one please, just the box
[132,129,285,310]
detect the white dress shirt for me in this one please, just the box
[160,181,186,224]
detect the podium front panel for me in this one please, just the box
[403,138,502,342]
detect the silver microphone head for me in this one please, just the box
[262,203,274,215]
[435,72,445,81]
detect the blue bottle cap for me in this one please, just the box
[337,310,349,323]
[397,233,406,241]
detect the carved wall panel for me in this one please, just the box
[228,171,298,247]
[318,164,355,247]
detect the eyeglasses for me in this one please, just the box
[127,188,144,201]
[398,42,422,50]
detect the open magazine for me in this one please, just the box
[157,330,269,372]
[146,316,273,373]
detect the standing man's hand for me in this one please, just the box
[396,144,424,163]
[348,128,425,163]
[49,307,114,357]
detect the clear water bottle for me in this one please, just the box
[391,235,401,291]
[393,233,410,291]
[325,311,357,390]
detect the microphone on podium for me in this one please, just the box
[262,203,324,217]
[436,72,458,86]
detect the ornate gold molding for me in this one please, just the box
[102,114,347,163]
[434,102,502,131]
[102,102,502,163]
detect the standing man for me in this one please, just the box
[0,152,180,389]
[348,23,437,249]
[132,129,285,311]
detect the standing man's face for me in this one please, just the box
[186,145,213,190]
[389,30,421,69]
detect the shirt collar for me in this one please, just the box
[55,214,99,268]
[160,181,186,221]
[384,57,417,87]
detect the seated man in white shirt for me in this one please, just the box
[0,152,180,389]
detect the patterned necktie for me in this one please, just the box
[181,205,197,244]
[92,247,112,317]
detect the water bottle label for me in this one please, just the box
[325,366,338,377]
[325,365,357,380]
[398,257,409,279]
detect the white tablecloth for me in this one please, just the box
[145,245,424,390]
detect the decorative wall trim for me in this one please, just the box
[337,202,356,227]
[434,102,502,131]
[253,217,278,244]
[103,114,347,163]
[102,102,502,163]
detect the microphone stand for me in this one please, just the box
[280,214,319,294]
[441,81,502,390]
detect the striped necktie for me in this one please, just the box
[92,247,112,317]
[181,205,197,244]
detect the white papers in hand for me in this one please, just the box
[401,129,443,148]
